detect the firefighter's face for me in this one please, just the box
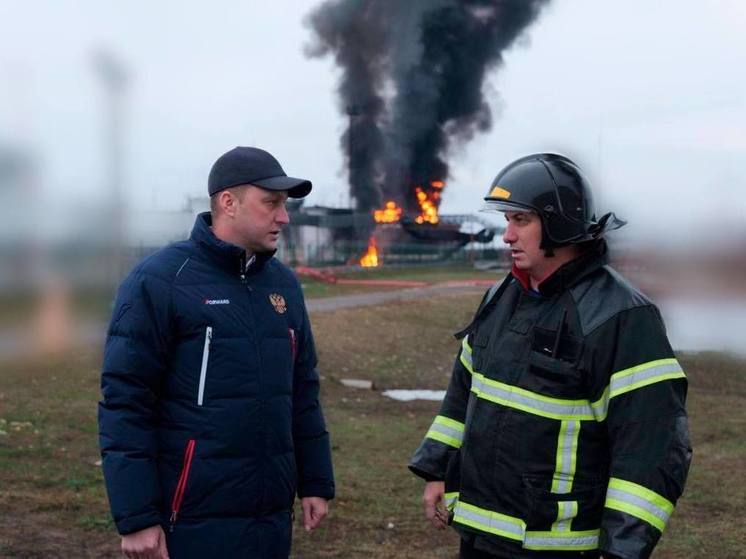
[502,211,547,275]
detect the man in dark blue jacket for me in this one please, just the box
[99,147,335,559]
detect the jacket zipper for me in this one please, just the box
[197,326,212,406]
[169,438,196,531]
[240,271,268,511]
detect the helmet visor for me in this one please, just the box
[481,199,536,214]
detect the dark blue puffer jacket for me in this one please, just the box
[99,212,334,549]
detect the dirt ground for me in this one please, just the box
[0,292,744,558]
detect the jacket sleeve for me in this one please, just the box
[409,334,474,481]
[98,269,173,535]
[292,297,335,500]
[587,305,692,559]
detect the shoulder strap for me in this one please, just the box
[454,273,514,340]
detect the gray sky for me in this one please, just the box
[1,0,744,247]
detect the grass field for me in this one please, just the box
[0,291,744,558]
[0,266,495,329]
[299,264,497,298]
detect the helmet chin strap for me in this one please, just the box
[539,221,557,257]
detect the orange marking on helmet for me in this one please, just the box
[490,186,511,199]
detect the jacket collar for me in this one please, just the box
[190,212,275,275]
[512,240,608,297]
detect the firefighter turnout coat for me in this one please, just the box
[410,242,691,559]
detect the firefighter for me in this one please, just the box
[410,153,691,559]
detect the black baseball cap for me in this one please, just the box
[208,146,312,198]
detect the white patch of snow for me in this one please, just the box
[382,389,446,402]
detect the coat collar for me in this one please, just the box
[190,212,275,275]
[512,240,609,297]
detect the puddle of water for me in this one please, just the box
[382,389,446,402]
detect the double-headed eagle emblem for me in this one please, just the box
[269,293,287,314]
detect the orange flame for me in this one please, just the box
[414,186,440,224]
[373,201,403,223]
[359,236,379,267]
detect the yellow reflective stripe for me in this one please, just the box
[551,421,580,493]
[605,498,667,532]
[523,529,599,551]
[434,415,464,432]
[608,478,674,513]
[463,336,597,421]
[608,358,685,399]
[452,499,598,551]
[452,500,526,541]
[465,340,683,423]
[425,415,465,449]
[591,358,686,421]
[460,337,474,374]
[551,501,578,532]
[444,491,459,512]
[471,373,596,421]
[590,385,610,420]
[605,478,674,532]
[425,430,461,448]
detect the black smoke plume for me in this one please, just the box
[306,0,550,215]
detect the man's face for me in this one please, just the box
[502,210,548,276]
[230,185,290,253]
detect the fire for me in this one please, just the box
[414,185,441,224]
[358,180,444,266]
[374,201,403,223]
[371,181,443,226]
[359,236,379,267]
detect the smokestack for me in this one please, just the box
[306,0,551,215]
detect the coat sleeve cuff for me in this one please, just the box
[409,438,453,481]
[298,482,335,500]
[115,510,164,536]
[600,508,661,559]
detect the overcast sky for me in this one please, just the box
[1,0,744,246]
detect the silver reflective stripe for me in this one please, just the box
[552,420,580,493]
[453,501,525,541]
[460,337,474,373]
[444,492,459,511]
[609,359,685,397]
[591,358,685,420]
[426,416,465,448]
[197,326,212,406]
[471,374,595,420]
[429,422,463,441]
[605,488,672,532]
[551,501,578,532]
[463,339,683,423]
[523,530,599,550]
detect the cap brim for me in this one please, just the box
[253,175,312,198]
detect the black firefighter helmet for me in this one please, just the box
[483,153,625,249]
